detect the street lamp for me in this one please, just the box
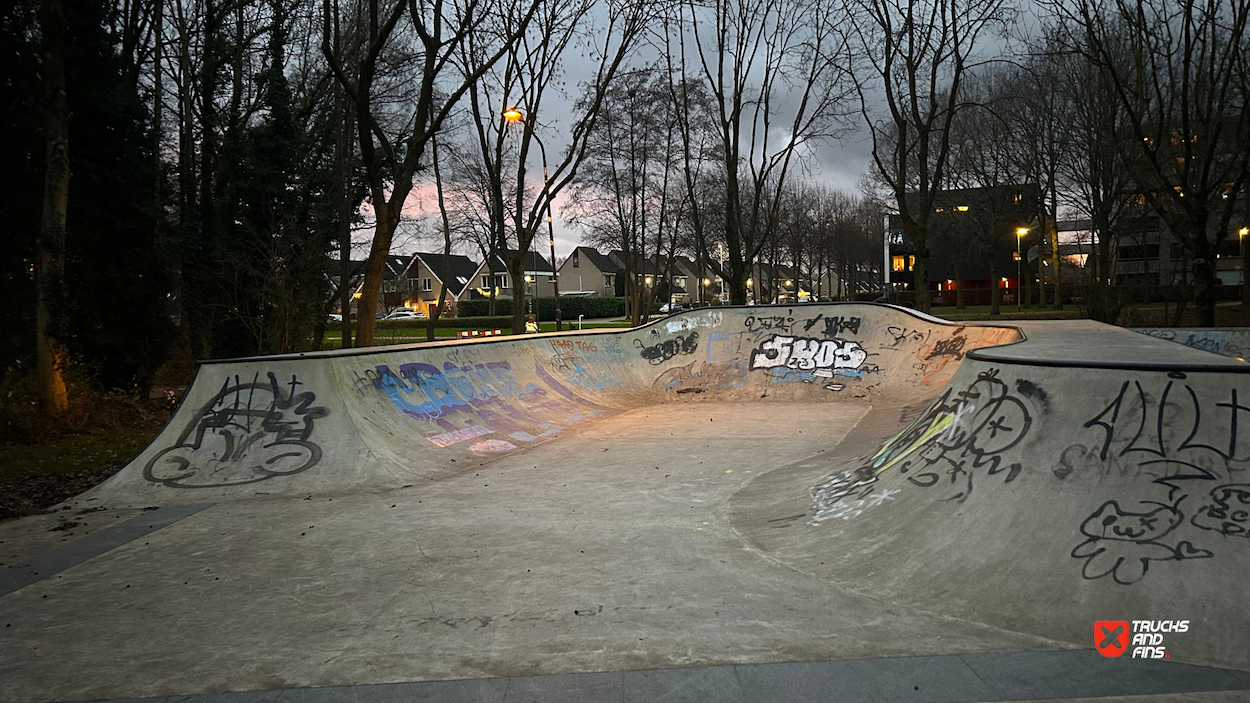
[1241,227,1249,305]
[503,108,563,330]
[1016,227,1028,312]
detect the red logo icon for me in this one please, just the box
[1095,620,1130,658]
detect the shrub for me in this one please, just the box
[373,316,514,331]
[456,296,627,320]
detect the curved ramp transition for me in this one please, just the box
[76,303,1250,670]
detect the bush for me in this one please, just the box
[373,316,514,331]
[456,296,627,320]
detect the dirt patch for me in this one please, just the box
[0,464,124,522]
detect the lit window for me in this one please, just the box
[892,256,906,272]
[1012,192,1023,204]
[956,205,969,212]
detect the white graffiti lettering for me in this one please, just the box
[749,335,868,374]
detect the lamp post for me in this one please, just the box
[503,108,562,330]
[1241,227,1249,306]
[1016,227,1028,312]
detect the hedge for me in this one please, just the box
[456,296,627,320]
[372,316,514,330]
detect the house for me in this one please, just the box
[339,255,415,315]
[465,251,556,300]
[402,252,480,317]
[557,246,622,297]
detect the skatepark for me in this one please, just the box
[3,302,1250,702]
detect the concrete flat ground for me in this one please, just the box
[1,402,1084,702]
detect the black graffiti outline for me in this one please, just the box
[634,332,699,365]
[144,371,328,488]
[1071,498,1213,585]
[1190,483,1250,538]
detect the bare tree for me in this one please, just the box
[1054,0,1250,326]
[321,0,540,346]
[666,0,857,305]
[850,0,1010,312]
[497,0,656,334]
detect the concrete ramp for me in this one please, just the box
[80,303,1019,507]
[731,319,1250,670]
[64,303,1250,673]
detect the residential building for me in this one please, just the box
[402,252,480,317]
[888,184,1042,305]
[465,251,556,300]
[558,247,622,297]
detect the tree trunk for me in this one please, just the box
[508,255,526,334]
[1049,184,1062,310]
[356,206,400,346]
[334,80,354,349]
[36,0,70,415]
[913,240,931,312]
[429,135,453,342]
[989,254,1001,316]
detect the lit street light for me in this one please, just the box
[1241,227,1249,306]
[1016,227,1028,312]
[503,108,562,330]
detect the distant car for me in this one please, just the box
[659,303,684,314]
[327,313,343,323]
[384,310,427,320]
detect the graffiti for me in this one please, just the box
[666,311,723,334]
[749,335,870,378]
[1191,484,1250,537]
[926,335,966,360]
[654,360,747,392]
[548,352,585,374]
[1068,375,1250,584]
[370,359,603,452]
[808,370,1031,524]
[425,424,494,447]
[706,330,754,362]
[915,330,977,385]
[1071,500,1212,585]
[351,368,382,396]
[548,339,598,353]
[744,312,794,333]
[811,486,900,522]
[144,372,328,488]
[446,347,481,367]
[601,337,624,355]
[1138,329,1249,360]
[823,316,862,337]
[882,326,930,349]
[635,332,699,365]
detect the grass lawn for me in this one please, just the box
[320,320,634,347]
[0,427,159,485]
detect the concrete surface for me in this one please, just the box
[1133,328,1250,361]
[3,304,1249,702]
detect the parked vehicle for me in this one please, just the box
[384,309,427,320]
[327,313,342,323]
[659,303,684,314]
